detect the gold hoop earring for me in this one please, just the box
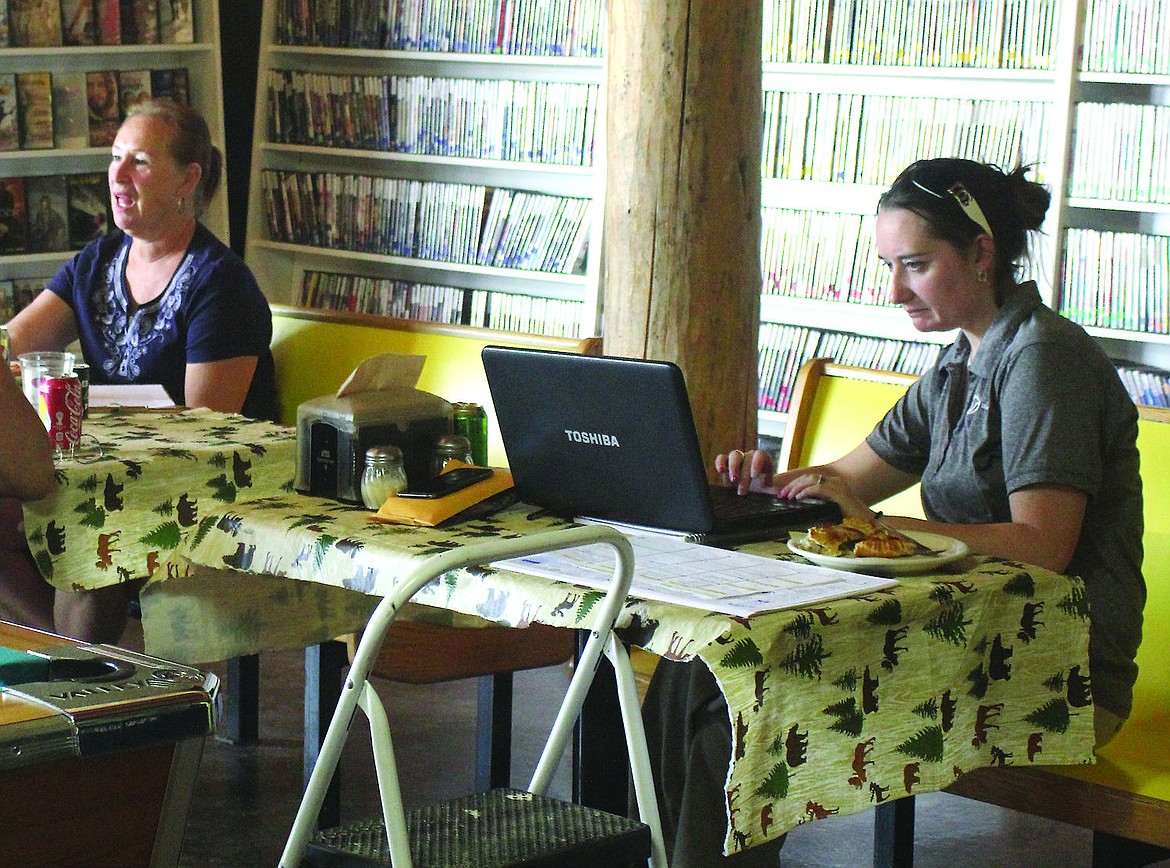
[977,271,988,283]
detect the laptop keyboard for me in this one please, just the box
[708,486,838,522]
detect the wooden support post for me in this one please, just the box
[604,0,763,468]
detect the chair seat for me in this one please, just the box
[304,788,650,867]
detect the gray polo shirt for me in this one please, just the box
[867,282,1144,718]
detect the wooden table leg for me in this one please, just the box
[573,632,627,814]
[219,654,259,744]
[873,796,916,868]
[304,640,348,830]
[476,672,514,791]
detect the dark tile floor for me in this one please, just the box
[171,646,1169,868]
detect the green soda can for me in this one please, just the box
[452,402,488,466]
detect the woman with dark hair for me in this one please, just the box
[651,158,1144,866]
[3,98,277,643]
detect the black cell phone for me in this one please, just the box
[395,466,494,499]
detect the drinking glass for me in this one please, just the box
[18,351,76,409]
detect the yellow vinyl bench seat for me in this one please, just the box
[778,358,923,517]
[942,405,1170,864]
[946,723,1170,855]
[1054,741,1170,802]
[270,304,602,467]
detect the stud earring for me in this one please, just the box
[177,196,185,212]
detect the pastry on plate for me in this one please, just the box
[800,516,932,559]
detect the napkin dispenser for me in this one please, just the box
[295,354,453,503]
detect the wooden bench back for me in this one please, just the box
[270,306,602,467]
[778,358,925,518]
[1133,405,1170,731]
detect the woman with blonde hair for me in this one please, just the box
[3,98,277,643]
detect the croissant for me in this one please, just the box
[853,535,923,559]
[840,516,882,535]
[803,517,926,559]
[807,522,867,555]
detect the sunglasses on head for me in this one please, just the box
[909,168,994,238]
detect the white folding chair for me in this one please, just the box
[279,524,667,867]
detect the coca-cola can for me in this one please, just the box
[39,374,84,454]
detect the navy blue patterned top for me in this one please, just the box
[48,224,278,421]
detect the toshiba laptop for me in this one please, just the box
[482,346,840,543]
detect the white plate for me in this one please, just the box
[787,530,970,575]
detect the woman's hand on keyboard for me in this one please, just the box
[775,467,875,519]
[715,449,777,496]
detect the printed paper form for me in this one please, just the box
[494,532,897,617]
[89,383,175,408]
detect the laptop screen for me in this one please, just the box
[482,345,721,532]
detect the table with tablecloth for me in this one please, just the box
[21,407,298,591]
[143,492,1097,855]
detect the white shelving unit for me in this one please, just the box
[244,2,606,338]
[757,0,1170,436]
[0,1,227,286]
[1066,64,1170,373]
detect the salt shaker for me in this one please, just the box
[431,434,474,476]
[361,445,408,509]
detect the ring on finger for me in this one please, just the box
[816,474,825,484]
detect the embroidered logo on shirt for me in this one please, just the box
[966,391,988,416]
[94,241,195,380]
